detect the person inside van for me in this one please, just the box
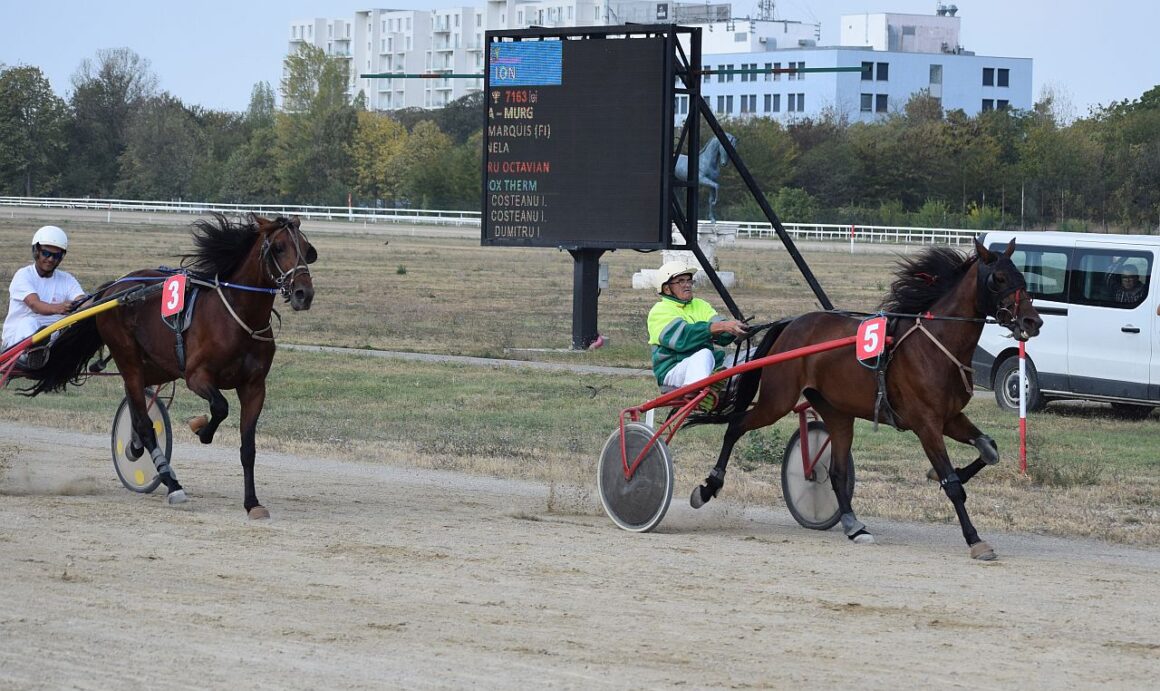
[1113,265,1146,304]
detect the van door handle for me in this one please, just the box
[1122,326,1141,333]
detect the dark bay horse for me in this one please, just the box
[23,213,316,518]
[694,239,1042,560]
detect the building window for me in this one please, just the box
[860,94,873,112]
[717,95,725,113]
[861,61,873,80]
[747,94,756,112]
[764,62,772,82]
[798,62,806,80]
[997,99,1009,110]
[741,94,751,113]
[771,94,781,112]
[764,94,772,112]
[930,64,942,85]
[998,68,1009,87]
[726,64,734,83]
[875,94,887,113]
[703,65,711,83]
[717,64,725,83]
[876,62,889,81]
[773,62,781,81]
[982,99,994,111]
[726,95,734,112]
[983,67,994,86]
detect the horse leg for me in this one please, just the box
[692,377,792,509]
[705,180,719,222]
[185,371,229,445]
[122,379,187,505]
[925,413,998,484]
[917,427,996,561]
[811,407,873,544]
[236,380,269,519]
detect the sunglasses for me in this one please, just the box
[38,248,65,261]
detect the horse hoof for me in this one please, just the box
[248,506,271,520]
[188,415,209,434]
[926,467,939,482]
[970,541,997,561]
[689,483,719,509]
[165,489,188,505]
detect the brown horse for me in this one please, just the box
[22,213,316,518]
[693,239,1042,560]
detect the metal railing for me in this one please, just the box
[732,221,979,245]
[0,196,984,243]
[0,196,482,227]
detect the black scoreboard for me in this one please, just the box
[481,28,674,249]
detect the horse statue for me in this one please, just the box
[691,239,1042,560]
[674,133,737,223]
[21,213,317,519]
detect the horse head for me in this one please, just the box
[255,215,316,311]
[975,238,1041,341]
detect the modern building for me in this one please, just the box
[692,7,1032,123]
[287,2,1032,119]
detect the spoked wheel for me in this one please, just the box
[110,390,172,494]
[781,421,855,531]
[598,422,674,533]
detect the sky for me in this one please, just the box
[2,0,1158,117]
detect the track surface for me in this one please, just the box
[2,421,1158,688]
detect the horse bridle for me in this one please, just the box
[977,258,1028,329]
[260,217,312,301]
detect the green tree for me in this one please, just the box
[715,116,797,210]
[350,110,409,203]
[65,48,158,195]
[115,93,204,200]
[277,45,357,204]
[0,66,69,196]
[396,120,454,208]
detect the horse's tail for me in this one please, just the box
[18,316,106,397]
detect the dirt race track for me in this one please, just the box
[2,421,1159,689]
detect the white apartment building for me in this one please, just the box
[288,3,1031,119]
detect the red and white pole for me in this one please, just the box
[849,225,855,254]
[1018,340,1027,473]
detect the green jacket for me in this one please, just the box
[647,295,734,385]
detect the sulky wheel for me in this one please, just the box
[781,421,855,531]
[598,422,674,533]
[110,390,171,494]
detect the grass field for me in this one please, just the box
[1,215,1156,545]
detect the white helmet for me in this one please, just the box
[655,260,696,294]
[32,225,68,251]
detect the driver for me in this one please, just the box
[2,226,86,368]
[647,260,748,410]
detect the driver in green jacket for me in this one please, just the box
[647,261,749,407]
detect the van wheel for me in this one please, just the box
[1109,403,1154,420]
[994,357,1045,413]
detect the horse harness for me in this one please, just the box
[868,258,1029,431]
[162,218,312,371]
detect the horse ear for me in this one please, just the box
[974,238,994,263]
[1003,238,1016,258]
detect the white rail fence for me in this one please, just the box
[0,196,481,227]
[1,196,982,244]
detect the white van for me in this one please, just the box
[973,231,1160,418]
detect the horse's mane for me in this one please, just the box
[181,212,260,279]
[879,245,977,314]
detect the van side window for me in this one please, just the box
[1002,246,1068,301]
[1072,250,1151,308]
